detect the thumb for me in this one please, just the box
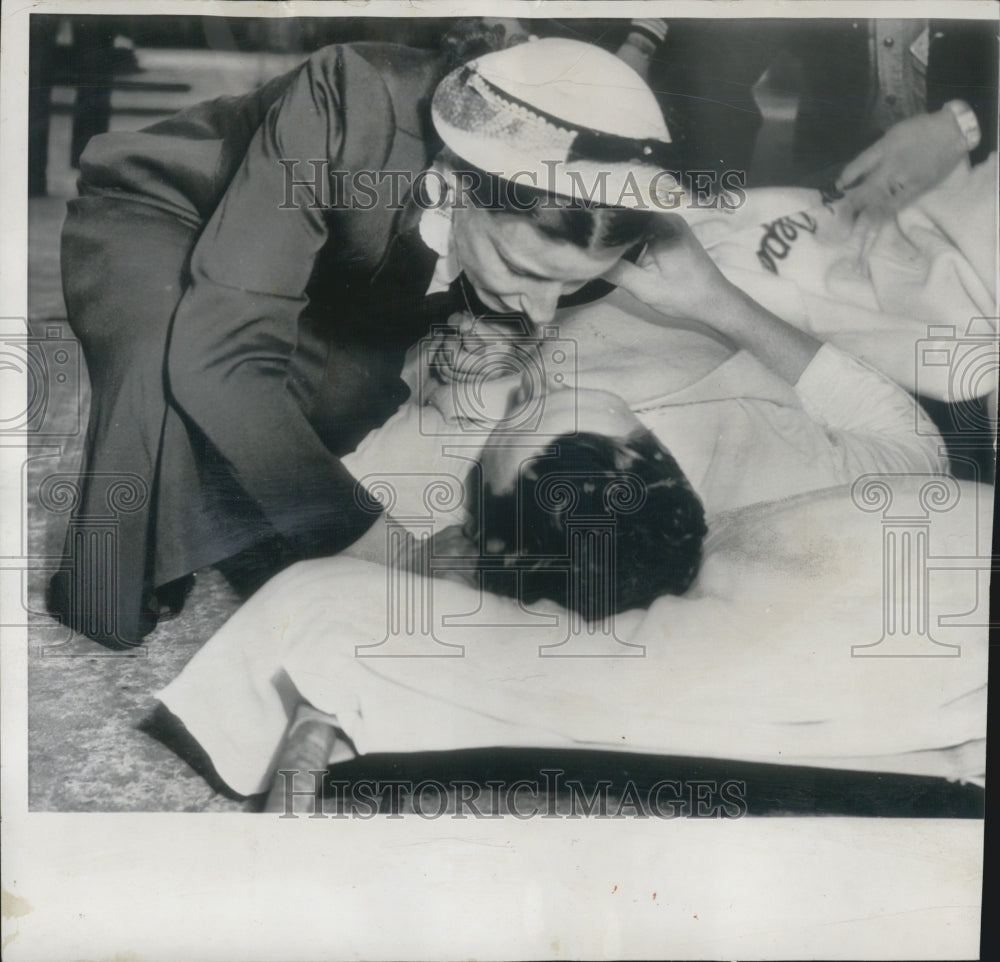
[837,141,885,191]
[602,258,649,295]
[603,257,637,285]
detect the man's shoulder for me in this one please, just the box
[334,42,446,138]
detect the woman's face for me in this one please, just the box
[476,382,644,496]
[452,206,629,325]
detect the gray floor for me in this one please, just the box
[25,53,294,811]
[25,45,802,812]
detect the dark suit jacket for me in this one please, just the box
[60,43,458,642]
[927,19,999,166]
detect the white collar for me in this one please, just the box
[418,165,461,296]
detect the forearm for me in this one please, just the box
[682,278,823,386]
[167,295,380,555]
[173,368,379,554]
[162,47,390,555]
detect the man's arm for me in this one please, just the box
[927,19,998,165]
[606,213,945,477]
[794,345,947,477]
[605,213,823,385]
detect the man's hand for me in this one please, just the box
[604,213,732,323]
[835,108,969,221]
[606,213,823,384]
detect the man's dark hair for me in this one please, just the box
[474,430,707,619]
[436,146,655,251]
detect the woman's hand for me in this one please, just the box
[349,519,480,588]
[427,523,481,589]
[603,213,734,323]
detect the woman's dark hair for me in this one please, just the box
[436,146,655,251]
[440,18,527,70]
[473,430,707,619]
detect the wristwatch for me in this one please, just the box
[625,18,668,56]
[944,100,982,153]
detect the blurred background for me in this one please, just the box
[27,13,865,200]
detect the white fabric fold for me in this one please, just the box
[689,154,998,401]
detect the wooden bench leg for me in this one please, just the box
[264,705,342,815]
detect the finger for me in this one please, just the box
[602,258,644,288]
[837,143,885,191]
[851,180,897,223]
[841,168,888,219]
[830,189,859,231]
[650,211,688,242]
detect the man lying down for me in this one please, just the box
[336,210,946,619]
[157,215,989,797]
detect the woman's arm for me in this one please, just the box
[166,48,395,562]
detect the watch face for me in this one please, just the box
[945,100,981,150]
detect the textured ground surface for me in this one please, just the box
[23,52,286,812]
[26,219,250,811]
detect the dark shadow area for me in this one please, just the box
[918,394,998,484]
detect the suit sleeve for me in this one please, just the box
[167,48,383,556]
[927,19,999,165]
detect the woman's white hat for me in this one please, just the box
[431,38,683,210]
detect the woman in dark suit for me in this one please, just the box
[50,27,682,645]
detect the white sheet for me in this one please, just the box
[689,153,999,401]
[159,478,990,797]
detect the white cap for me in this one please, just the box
[431,38,682,210]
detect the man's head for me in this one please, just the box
[430,37,682,325]
[468,386,707,618]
